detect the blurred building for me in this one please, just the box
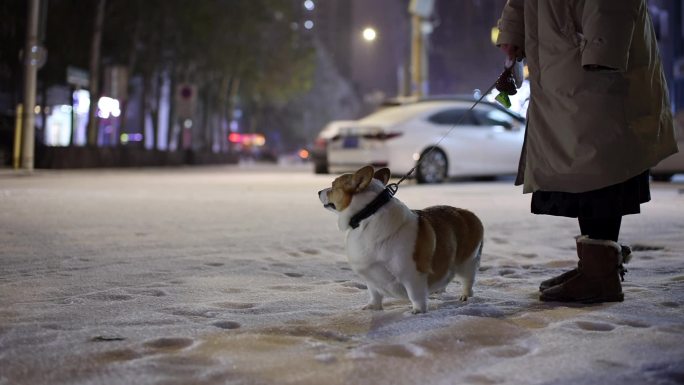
[430,0,508,95]
[650,0,684,114]
[311,0,684,115]
[2,0,683,167]
[312,0,511,109]
[313,0,353,80]
[313,0,410,112]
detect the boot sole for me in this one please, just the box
[539,284,552,292]
[539,292,624,303]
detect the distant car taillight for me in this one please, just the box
[362,132,403,141]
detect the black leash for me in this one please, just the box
[347,59,521,230]
[389,78,500,194]
[348,78,501,230]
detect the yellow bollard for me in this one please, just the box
[13,104,23,170]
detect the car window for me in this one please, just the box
[474,108,515,129]
[427,108,479,126]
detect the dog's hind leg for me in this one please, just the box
[459,241,482,301]
[404,274,429,314]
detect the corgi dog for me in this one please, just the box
[318,166,484,313]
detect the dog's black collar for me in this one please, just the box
[349,184,398,229]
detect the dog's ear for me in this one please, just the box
[373,168,391,185]
[351,166,375,192]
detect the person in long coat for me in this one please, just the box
[496,0,679,303]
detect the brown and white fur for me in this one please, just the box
[318,166,484,314]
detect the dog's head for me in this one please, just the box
[318,166,391,230]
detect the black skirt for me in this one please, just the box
[531,170,651,218]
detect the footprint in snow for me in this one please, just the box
[574,321,616,332]
[212,321,241,330]
[213,302,256,310]
[96,349,142,363]
[143,337,194,351]
[341,281,367,290]
[267,285,314,292]
[86,293,134,301]
[167,307,219,318]
[204,262,224,267]
[631,244,665,251]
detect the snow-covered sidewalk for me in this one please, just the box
[1,166,683,385]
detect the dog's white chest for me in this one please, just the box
[344,217,419,299]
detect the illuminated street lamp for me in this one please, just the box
[362,27,377,42]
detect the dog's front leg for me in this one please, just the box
[362,284,383,311]
[404,275,428,314]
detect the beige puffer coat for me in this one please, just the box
[497,0,678,193]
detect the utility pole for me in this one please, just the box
[20,0,41,171]
[410,12,424,98]
[409,0,435,98]
[87,0,106,146]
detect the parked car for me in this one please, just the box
[311,120,356,174]
[320,98,525,183]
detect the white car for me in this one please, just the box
[324,99,525,183]
[651,124,684,181]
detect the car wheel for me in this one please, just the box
[651,173,673,182]
[416,148,448,184]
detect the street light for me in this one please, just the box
[362,27,377,42]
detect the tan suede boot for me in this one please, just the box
[540,236,631,303]
[539,238,632,292]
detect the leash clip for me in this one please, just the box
[386,183,399,196]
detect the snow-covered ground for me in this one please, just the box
[1,165,683,385]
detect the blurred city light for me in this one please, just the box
[97,96,121,119]
[303,0,315,11]
[73,90,90,114]
[362,27,377,42]
[71,90,90,146]
[45,104,72,146]
[304,20,314,30]
[120,133,143,145]
[491,26,499,45]
[228,133,266,147]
